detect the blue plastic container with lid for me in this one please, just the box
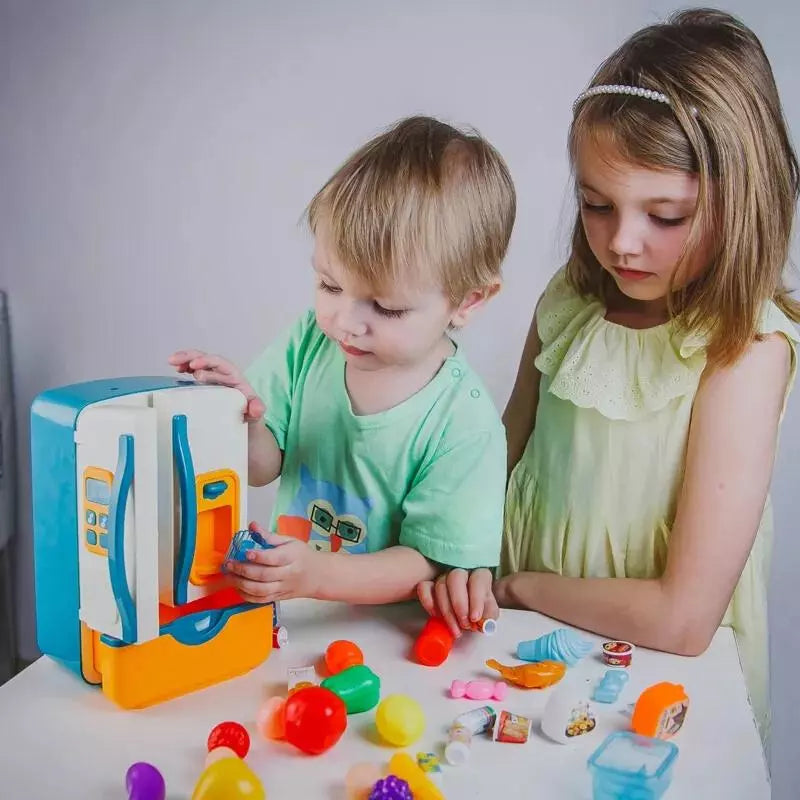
[587,731,679,799]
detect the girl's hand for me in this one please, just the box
[224,523,321,602]
[168,349,265,422]
[416,567,499,638]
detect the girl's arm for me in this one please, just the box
[495,333,791,656]
[503,302,543,476]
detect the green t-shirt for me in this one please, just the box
[245,310,506,568]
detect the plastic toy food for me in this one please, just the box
[454,705,497,734]
[450,678,507,700]
[485,658,566,688]
[517,628,593,666]
[375,694,425,746]
[494,710,533,743]
[387,753,445,800]
[321,664,381,713]
[588,731,678,800]
[602,640,635,667]
[368,775,413,799]
[126,762,166,800]
[287,664,317,694]
[416,752,443,781]
[542,689,597,744]
[325,640,364,675]
[345,763,384,800]
[191,757,266,800]
[205,746,239,768]
[469,617,497,634]
[284,686,348,755]
[413,617,454,666]
[592,669,630,704]
[207,721,250,758]
[256,696,287,740]
[224,528,275,567]
[444,723,472,764]
[632,682,689,740]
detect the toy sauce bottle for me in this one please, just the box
[413,618,455,667]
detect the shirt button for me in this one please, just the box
[451,367,462,378]
[470,389,481,398]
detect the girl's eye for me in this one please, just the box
[318,280,341,293]
[650,215,688,228]
[581,199,612,214]
[373,302,407,319]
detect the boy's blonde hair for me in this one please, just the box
[568,8,799,365]
[307,116,516,305]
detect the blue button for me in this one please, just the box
[86,510,97,525]
[99,533,108,550]
[86,530,97,546]
[98,514,108,530]
[203,480,229,500]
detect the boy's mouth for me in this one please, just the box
[339,342,371,356]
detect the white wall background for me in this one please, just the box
[1,0,797,794]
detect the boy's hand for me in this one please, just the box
[225,523,322,603]
[416,567,499,639]
[168,349,265,422]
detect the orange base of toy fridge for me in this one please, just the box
[88,604,273,709]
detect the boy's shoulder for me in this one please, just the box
[423,347,504,441]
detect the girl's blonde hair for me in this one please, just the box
[307,116,516,305]
[568,7,799,364]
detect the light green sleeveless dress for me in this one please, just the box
[502,268,798,747]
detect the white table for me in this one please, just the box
[0,600,770,799]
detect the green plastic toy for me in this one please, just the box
[321,664,381,714]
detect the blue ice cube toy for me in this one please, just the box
[588,731,678,799]
[223,528,275,571]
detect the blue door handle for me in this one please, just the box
[172,414,197,606]
[107,434,136,644]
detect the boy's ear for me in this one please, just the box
[450,281,502,328]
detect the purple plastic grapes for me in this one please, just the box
[368,775,413,800]
[125,762,165,800]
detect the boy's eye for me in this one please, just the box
[318,280,341,293]
[650,214,688,228]
[373,302,407,319]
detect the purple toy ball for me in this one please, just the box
[125,762,166,800]
[368,774,413,800]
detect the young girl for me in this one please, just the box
[417,8,798,746]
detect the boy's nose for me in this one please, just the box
[336,301,368,338]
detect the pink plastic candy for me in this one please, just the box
[450,679,507,701]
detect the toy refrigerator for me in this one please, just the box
[31,377,274,708]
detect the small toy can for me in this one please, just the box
[273,625,288,649]
[444,724,472,765]
[493,710,532,744]
[602,640,635,667]
[287,664,317,694]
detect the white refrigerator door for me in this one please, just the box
[75,402,160,644]
[152,385,247,606]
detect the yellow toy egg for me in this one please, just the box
[191,757,266,800]
[375,694,425,747]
